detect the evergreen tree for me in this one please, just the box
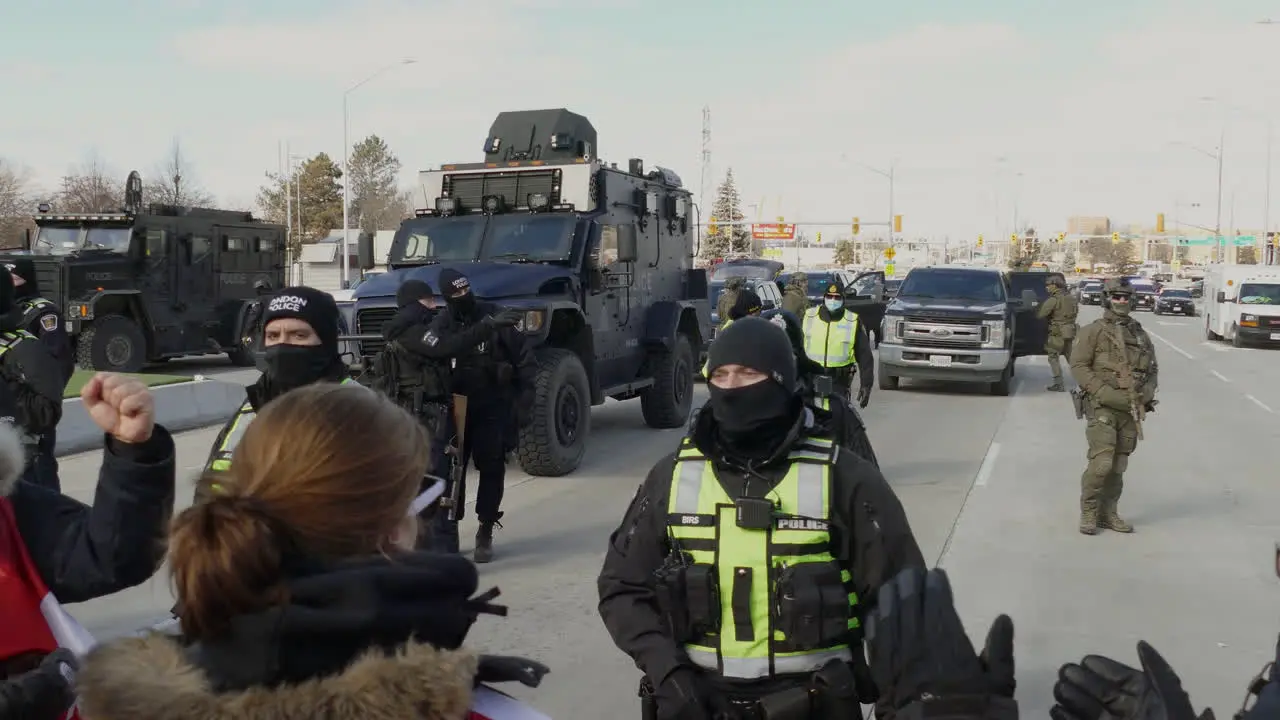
[709,169,750,255]
[833,239,855,266]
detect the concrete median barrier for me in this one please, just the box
[55,375,245,456]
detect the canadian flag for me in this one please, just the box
[0,496,93,720]
[467,686,551,719]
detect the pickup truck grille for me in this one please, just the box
[901,315,984,347]
[355,307,396,357]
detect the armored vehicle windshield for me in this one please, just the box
[33,223,133,255]
[390,213,577,266]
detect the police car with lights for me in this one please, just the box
[343,109,711,477]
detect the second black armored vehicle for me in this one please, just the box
[348,109,709,477]
[1,172,285,372]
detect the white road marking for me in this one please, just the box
[974,442,1001,487]
[1246,394,1275,413]
[1156,321,1179,326]
[1211,370,1231,383]
[1146,329,1194,360]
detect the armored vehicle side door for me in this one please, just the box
[138,221,187,355]
[584,222,639,389]
[1007,271,1054,357]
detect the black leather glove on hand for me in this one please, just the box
[0,648,79,720]
[486,309,524,328]
[654,667,721,720]
[475,654,550,688]
[857,385,872,408]
[1050,641,1212,720]
[866,567,1017,719]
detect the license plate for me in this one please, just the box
[1271,333,1280,340]
[929,355,953,367]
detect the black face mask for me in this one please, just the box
[707,380,795,451]
[260,344,335,390]
[447,293,477,317]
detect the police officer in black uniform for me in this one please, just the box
[378,279,458,551]
[0,271,64,491]
[6,260,73,489]
[418,268,533,563]
[598,316,925,719]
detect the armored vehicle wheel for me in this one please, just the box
[640,334,695,429]
[517,348,591,477]
[77,315,148,373]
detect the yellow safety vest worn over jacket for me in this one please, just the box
[665,434,859,679]
[802,307,859,369]
[206,376,358,473]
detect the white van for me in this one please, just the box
[1202,265,1280,347]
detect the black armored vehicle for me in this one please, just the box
[348,109,710,477]
[2,172,285,372]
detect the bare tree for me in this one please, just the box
[145,139,215,207]
[53,154,123,213]
[0,160,34,247]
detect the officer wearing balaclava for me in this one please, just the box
[599,316,926,718]
[6,259,73,384]
[415,268,530,563]
[0,271,63,491]
[200,286,352,488]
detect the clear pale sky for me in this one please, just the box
[2,0,1277,239]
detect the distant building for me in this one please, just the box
[1066,216,1110,235]
[292,229,395,290]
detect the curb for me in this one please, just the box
[55,376,246,457]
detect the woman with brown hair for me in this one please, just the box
[74,382,547,720]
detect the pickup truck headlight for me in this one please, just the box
[981,317,1006,348]
[516,309,546,333]
[880,312,904,344]
[1241,313,1259,326]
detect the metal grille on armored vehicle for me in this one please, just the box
[344,108,710,478]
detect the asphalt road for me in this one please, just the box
[57,311,1278,717]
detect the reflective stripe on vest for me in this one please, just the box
[666,436,858,679]
[207,377,358,473]
[801,307,858,369]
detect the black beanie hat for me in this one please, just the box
[438,268,472,297]
[706,316,797,390]
[396,279,434,308]
[729,289,762,320]
[262,286,340,351]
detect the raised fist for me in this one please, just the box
[81,372,155,444]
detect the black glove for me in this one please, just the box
[1144,399,1158,413]
[475,654,550,688]
[485,309,524,328]
[0,648,79,720]
[653,667,721,720]
[857,385,871,408]
[866,568,1017,718]
[1050,641,1212,720]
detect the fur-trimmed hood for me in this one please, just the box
[0,421,27,498]
[76,633,478,720]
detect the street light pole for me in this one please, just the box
[341,59,415,287]
[1215,128,1225,262]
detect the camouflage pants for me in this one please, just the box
[1046,336,1073,382]
[1081,406,1138,513]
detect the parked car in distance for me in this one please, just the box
[1153,288,1196,316]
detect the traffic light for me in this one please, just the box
[852,217,860,235]
[1156,213,1165,233]
[816,231,822,243]
[1112,232,1120,243]
[1010,233,1017,243]
[977,234,984,247]
[709,215,718,236]
[1057,232,1065,243]
[894,215,903,233]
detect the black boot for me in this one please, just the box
[474,514,503,563]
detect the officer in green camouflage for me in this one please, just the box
[1037,275,1079,392]
[1068,276,1159,535]
[782,271,809,315]
[717,276,745,326]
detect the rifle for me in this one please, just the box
[444,393,468,521]
[1111,324,1144,440]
